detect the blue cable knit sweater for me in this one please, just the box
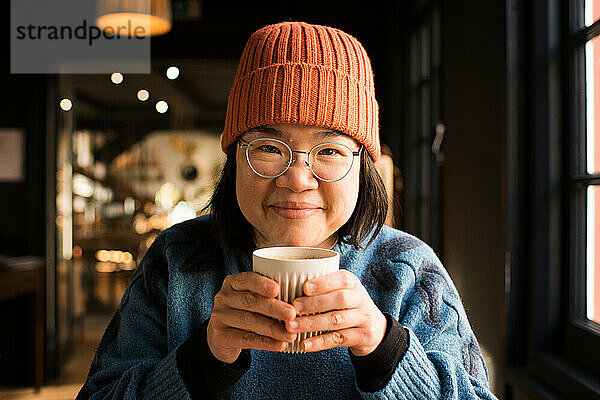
[77,214,498,399]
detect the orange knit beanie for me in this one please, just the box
[221,21,380,161]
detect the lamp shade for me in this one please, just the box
[96,0,172,37]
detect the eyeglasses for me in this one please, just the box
[238,137,361,182]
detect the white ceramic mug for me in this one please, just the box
[252,246,340,353]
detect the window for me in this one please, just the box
[565,0,600,378]
[504,0,600,397]
[581,1,600,326]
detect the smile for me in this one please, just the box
[269,202,322,219]
[271,207,320,219]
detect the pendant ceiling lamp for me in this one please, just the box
[96,0,172,37]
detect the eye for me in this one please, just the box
[317,147,340,156]
[258,144,281,154]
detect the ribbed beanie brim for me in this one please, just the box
[221,21,380,161]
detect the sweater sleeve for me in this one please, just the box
[356,245,498,400]
[349,313,408,392]
[76,233,191,400]
[177,318,251,399]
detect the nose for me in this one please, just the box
[274,152,319,191]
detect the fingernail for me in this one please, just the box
[294,301,303,312]
[288,320,298,330]
[265,281,277,295]
[305,282,315,293]
[303,340,312,351]
[285,306,296,320]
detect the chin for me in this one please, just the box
[268,232,321,248]
[276,238,317,247]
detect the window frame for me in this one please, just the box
[565,0,600,379]
[505,0,600,397]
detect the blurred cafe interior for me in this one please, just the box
[1,0,600,399]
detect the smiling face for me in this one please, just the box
[235,123,361,249]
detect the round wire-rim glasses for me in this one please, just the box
[238,137,362,182]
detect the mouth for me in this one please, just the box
[269,201,323,219]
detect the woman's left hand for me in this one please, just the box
[284,269,387,356]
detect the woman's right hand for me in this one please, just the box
[207,271,298,364]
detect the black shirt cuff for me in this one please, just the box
[176,319,251,399]
[349,312,409,393]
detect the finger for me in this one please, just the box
[286,308,362,333]
[221,327,288,352]
[301,328,363,352]
[293,289,360,315]
[225,291,296,321]
[220,309,297,342]
[226,271,279,297]
[303,270,357,296]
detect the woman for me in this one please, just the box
[77,21,497,399]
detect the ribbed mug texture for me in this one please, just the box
[252,247,340,353]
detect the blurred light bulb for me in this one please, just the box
[123,252,133,263]
[137,89,149,101]
[166,66,179,80]
[60,98,72,111]
[73,246,83,259]
[156,100,168,114]
[96,250,110,262]
[111,72,123,84]
[109,250,120,262]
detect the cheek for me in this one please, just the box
[236,163,253,210]
[327,174,360,220]
[345,165,361,204]
[236,158,269,219]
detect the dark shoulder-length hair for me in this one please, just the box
[203,139,388,256]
